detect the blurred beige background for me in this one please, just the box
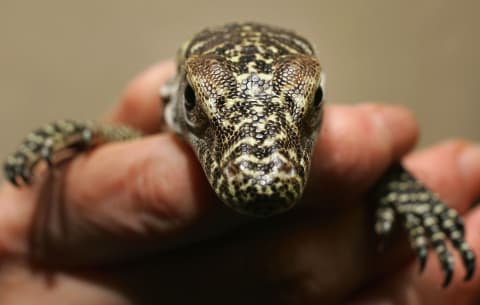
[1,0,478,163]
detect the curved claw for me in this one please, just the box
[442,265,453,288]
[19,168,31,185]
[41,145,54,167]
[464,255,476,281]
[418,248,428,273]
[438,250,454,288]
[4,165,19,187]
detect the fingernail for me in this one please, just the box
[459,144,480,182]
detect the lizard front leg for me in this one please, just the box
[374,164,476,287]
[4,120,142,186]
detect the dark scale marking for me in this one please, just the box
[241,44,260,55]
[254,59,272,73]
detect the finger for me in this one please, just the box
[90,140,480,305]
[348,141,480,305]
[348,208,480,305]
[405,141,480,303]
[363,141,480,282]
[410,206,480,305]
[306,103,419,201]
[384,141,480,282]
[105,60,176,133]
[404,140,480,213]
[65,103,419,262]
[0,135,230,262]
[0,103,418,264]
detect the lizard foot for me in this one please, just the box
[4,120,94,186]
[374,164,475,287]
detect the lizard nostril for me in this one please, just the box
[272,157,297,177]
[224,162,240,179]
[278,161,295,176]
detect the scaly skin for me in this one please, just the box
[163,23,324,216]
[3,22,475,287]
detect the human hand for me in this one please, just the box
[0,60,479,305]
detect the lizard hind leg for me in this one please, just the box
[3,120,142,186]
[373,164,476,287]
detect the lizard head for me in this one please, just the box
[167,24,325,217]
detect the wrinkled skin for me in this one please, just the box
[0,61,480,305]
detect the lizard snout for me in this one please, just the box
[219,155,303,217]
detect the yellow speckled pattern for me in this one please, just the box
[164,23,324,216]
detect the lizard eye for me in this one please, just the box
[184,84,196,111]
[313,86,324,107]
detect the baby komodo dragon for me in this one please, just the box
[3,22,475,287]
